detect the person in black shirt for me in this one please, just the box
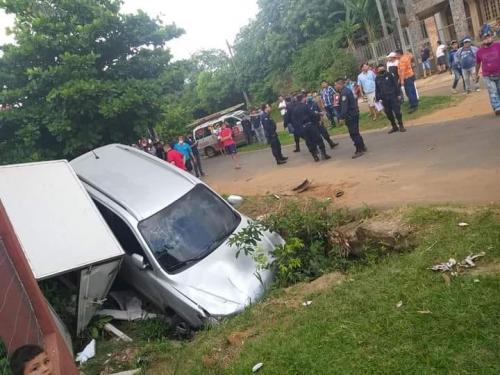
[335,78,367,159]
[241,115,253,145]
[154,141,165,159]
[186,134,205,177]
[375,64,406,134]
[307,93,339,149]
[261,103,288,165]
[291,94,331,162]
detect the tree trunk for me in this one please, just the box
[375,0,389,37]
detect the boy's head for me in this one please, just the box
[10,345,53,375]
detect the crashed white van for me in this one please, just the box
[0,161,124,335]
[71,144,283,328]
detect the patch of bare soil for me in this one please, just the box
[469,262,500,276]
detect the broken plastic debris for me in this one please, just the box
[273,194,280,200]
[76,339,96,364]
[429,252,485,273]
[429,258,456,272]
[252,362,264,372]
[302,301,313,307]
[396,301,403,308]
[417,310,431,314]
[457,222,469,227]
[292,179,311,193]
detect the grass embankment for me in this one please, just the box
[239,95,463,153]
[82,204,500,374]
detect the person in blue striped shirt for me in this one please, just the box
[320,80,337,128]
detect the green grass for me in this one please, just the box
[239,95,463,153]
[82,205,500,375]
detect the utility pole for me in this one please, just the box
[375,0,389,37]
[390,0,407,51]
[226,40,251,110]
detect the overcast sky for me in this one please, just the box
[0,0,258,59]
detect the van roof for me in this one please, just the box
[70,144,197,221]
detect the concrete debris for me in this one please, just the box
[104,323,133,342]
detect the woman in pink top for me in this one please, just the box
[219,121,241,169]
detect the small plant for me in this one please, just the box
[134,318,173,342]
[228,221,268,259]
[86,315,113,339]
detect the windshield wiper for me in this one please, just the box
[166,231,230,272]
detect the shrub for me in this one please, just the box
[229,199,352,287]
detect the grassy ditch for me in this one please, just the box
[81,202,500,375]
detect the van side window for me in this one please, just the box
[93,200,146,258]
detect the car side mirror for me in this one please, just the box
[131,253,148,270]
[227,195,244,207]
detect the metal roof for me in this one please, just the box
[0,160,124,280]
[70,144,197,221]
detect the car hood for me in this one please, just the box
[169,217,284,317]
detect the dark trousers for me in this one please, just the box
[317,123,335,147]
[244,129,253,145]
[294,134,301,150]
[269,134,284,161]
[324,105,336,126]
[404,76,418,109]
[345,114,365,150]
[303,123,326,156]
[452,68,465,90]
[192,153,203,177]
[382,97,403,128]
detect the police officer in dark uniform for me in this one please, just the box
[306,93,339,149]
[291,93,331,162]
[261,103,288,165]
[375,63,406,134]
[335,78,367,159]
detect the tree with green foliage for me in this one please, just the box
[0,0,183,163]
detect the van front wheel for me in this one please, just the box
[204,146,216,158]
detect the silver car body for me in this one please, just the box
[70,144,283,327]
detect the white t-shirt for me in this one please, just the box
[436,44,446,58]
[278,100,287,116]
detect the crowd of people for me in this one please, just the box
[419,24,499,114]
[134,134,207,177]
[132,26,498,174]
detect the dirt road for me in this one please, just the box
[203,112,500,208]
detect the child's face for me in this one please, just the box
[24,352,53,375]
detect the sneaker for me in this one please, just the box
[281,156,289,161]
[321,153,332,160]
[313,154,320,162]
[330,142,340,149]
[352,151,365,159]
[293,148,300,153]
[388,128,399,134]
[475,88,481,92]
[495,109,500,116]
[277,159,287,165]
[399,126,407,132]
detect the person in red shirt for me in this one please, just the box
[164,142,186,170]
[220,121,241,169]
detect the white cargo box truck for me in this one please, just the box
[0,160,124,334]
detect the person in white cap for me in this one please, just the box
[456,37,480,93]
